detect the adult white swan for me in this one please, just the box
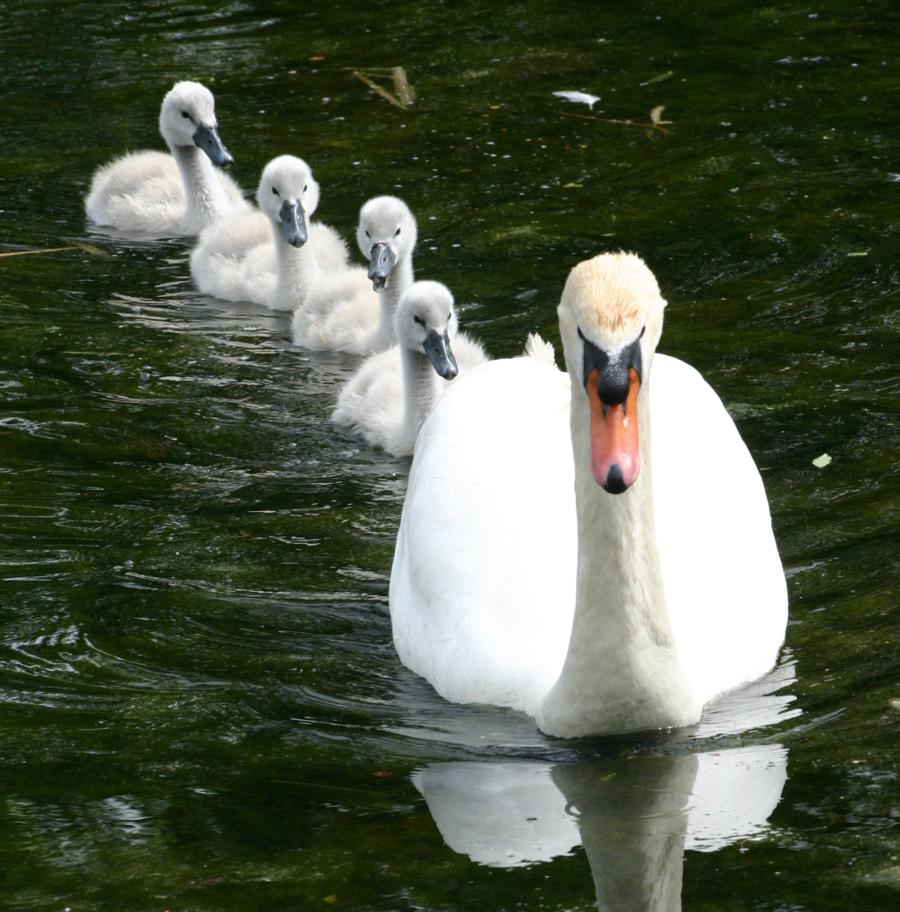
[292,196,417,354]
[389,252,787,737]
[189,155,347,310]
[332,280,487,456]
[85,81,248,236]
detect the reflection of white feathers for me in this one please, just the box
[414,742,787,873]
[413,763,578,867]
[553,90,601,110]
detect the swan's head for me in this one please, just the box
[256,155,321,248]
[395,281,459,381]
[356,196,418,292]
[557,252,667,494]
[159,81,234,167]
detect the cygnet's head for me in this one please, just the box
[159,81,234,167]
[256,155,321,248]
[557,251,667,495]
[395,280,459,381]
[356,196,418,292]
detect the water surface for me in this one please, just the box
[1,1,897,909]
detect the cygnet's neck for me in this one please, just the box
[398,343,442,456]
[170,143,232,234]
[537,376,699,737]
[271,225,321,311]
[372,254,414,353]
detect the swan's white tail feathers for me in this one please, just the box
[523,333,556,366]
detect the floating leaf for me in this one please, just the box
[846,250,868,257]
[812,453,832,468]
[641,70,674,86]
[562,182,582,188]
[553,90,600,110]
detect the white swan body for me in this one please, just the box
[189,155,348,310]
[332,281,487,457]
[390,252,787,737]
[85,81,249,236]
[292,195,418,354]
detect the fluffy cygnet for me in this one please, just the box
[190,155,348,310]
[292,195,417,354]
[332,280,488,456]
[85,81,249,236]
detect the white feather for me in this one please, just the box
[552,90,601,110]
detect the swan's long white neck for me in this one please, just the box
[537,370,699,737]
[170,143,231,234]
[398,344,441,456]
[271,225,321,311]
[372,255,414,352]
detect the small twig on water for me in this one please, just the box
[351,67,414,109]
[392,66,415,106]
[352,70,408,109]
[0,240,110,259]
[560,110,671,135]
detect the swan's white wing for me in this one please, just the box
[293,266,380,354]
[310,222,350,273]
[390,357,576,715]
[85,151,185,234]
[190,211,275,306]
[649,355,788,703]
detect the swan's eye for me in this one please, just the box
[272,187,280,196]
[364,229,371,239]
[639,326,646,339]
[394,227,401,237]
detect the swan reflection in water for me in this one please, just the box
[411,662,796,911]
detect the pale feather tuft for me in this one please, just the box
[523,333,557,366]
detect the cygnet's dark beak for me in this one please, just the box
[280,199,308,247]
[193,123,234,167]
[423,330,459,381]
[368,242,395,292]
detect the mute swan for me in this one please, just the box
[332,280,488,457]
[390,252,787,738]
[85,81,249,236]
[292,195,417,354]
[189,155,348,310]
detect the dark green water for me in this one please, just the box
[1,1,897,909]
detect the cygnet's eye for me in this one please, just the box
[181,110,191,120]
[394,227,402,237]
[272,187,280,196]
[364,229,371,239]
[303,184,308,193]
[413,315,425,327]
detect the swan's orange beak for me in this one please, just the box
[587,367,640,493]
